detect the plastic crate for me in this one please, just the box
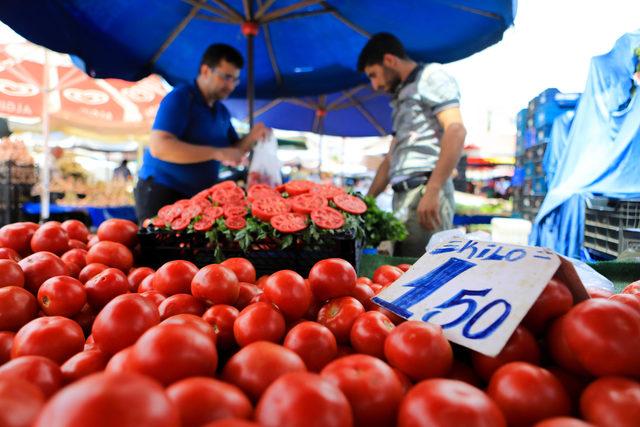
[620,228,640,254]
[0,162,36,226]
[136,227,363,277]
[583,196,640,258]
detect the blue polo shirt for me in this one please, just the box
[138,81,239,196]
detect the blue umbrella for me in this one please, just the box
[0,0,516,123]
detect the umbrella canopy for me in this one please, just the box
[0,0,516,101]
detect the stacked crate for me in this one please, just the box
[0,161,37,226]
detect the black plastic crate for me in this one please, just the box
[584,196,640,258]
[137,228,363,277]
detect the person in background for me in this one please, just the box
[113,159,132,180]
[358,33,467,257]
[134,43,269,222]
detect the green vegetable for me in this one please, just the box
[361,196,408,249]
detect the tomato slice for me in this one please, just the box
[182,203,203,220]
[251,197,290,222]
[311,184,346,200]
[211,186,246,206]
[157,205,180,222]
[193,216,215,231]
[151,217,166,228]
[211,180,238,191]
[224,204,248,218]
[171,216,190,231]
[333,194,367,215]
[284,180,317,196]
[203,206,224,220]
[225,216,246,230]
[142,218,152,228]
[311,207,345,229]
[276,184,287,193]
[271,213,308,233]
[248,186,281,202]
[291,193,328,214]
[174,199,192,208]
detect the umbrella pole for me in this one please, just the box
[247,33,254,129]
[40,48,51,222]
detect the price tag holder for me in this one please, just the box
[372,238,589,357]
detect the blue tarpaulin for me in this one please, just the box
[531,30,640,258]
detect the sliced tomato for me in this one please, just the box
[333,194,367,215]
[276,184,287,193]
[157,205,181,222]
[193,216,215,231]
[284,180,317,196]
[248,186,281,202]
[271,213,308,233]
[192,197,212,209]
[211,180,238,191]
[182,204,203,220]
[251,197,290,222]
[142,218,152,228]
[203,206,224,220]
[311,184,346,200]
[212,186,246,206]
[152,217,166,228]
[225,216,246,230]
[311,207,345,230]
[291,193,328,215]
[192,188,212,200]
[171,216,191,231]
[224,205,248,218]
[174,199,192,208]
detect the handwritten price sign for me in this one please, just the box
[372,238,588,357]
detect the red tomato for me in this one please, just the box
[72,304,96,337]
[158,293,207,319]
[310,206,345,230]
[270,212,308,233]
[130,323,217,385]
[97,218,139,248]
[153,260,199,295]
[356,276,373,286]
[0,222,38,256]
[533,418,594,427]
[167,377,253,427]
[222,341,306,401]
[384,320,453,381]
[0,355,63,397]
[234,302,286,347]
[0,259,24,288]
[92,294,160,356]
[370,304,405,325]
[523,278,574,334]
[350,310,395,359]
[86,241,133,272]
[471,326,541,382]
[127,266,154,292]
[284,180,317,196]
[372,265,403,287]
[63,260,82,279]
[393,367,413,394]
[235,282,262,310]
[0,246,21,261]
[255,371,352,427]
[202,419,262,427]
[12,316,85,364]
[225,216,246,230]
[396,263,412,272]
[0,377,45,427]
[37,276,87,317]
[61,248,88,269]
[284,321,337,372]
[399,378,506,427]
[621,280,640,295]
[321,354,404,427]
[33,372,180,427]
[263,270,312,321]
[0,332,14,365]
[609,293,640,313]
[0,286,37,331]
[18,251,68,294]
[61,220,89,243]
[137,273,155,293]
[60,349,108,383]
[351,281,375,309]
[545,315,591,377]
[290,193,327,215]
[221,257,256,284]
[586,286,613,299]
[161,314,215,340]
[139,290,166,307]
[563,298,640,377]
[308,258,357,302]
[84,268,130,309]
[203,304,239,350]
[333,193,367,215]
[580,376,640,427]
[78,262,109,283]
[546,367,590,413]
[487,362,571,427]
[192,264,240,305]
[87,234,100,248]
[30,222,69,255]
[68,239,87,250]
[105,346,134,374]
[447,360,483,388]
[317,296,365,344]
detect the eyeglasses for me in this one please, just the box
[211,68,241,85]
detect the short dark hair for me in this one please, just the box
[357,32,408,72]
[200,43,244,69]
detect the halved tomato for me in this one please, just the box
[311,207,345,230]
[333,194,367,215]
[292,194,328,215]
[225,216,247,230]
[271,213,308,233]
[251,197,290,222]
[284,180,317,196]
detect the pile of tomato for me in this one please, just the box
[143,180,367,234]
[0,216,639,427]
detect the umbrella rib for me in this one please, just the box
[261,0,323,22]
[343,91,386,135]
[207,0,245,20]
[242,0,251,20]
[195,14,240,23]
[284,98,316,109]
[326,85,362,110]
[152,2,204,65]
[321,2,370,37]
[437,0,503,21]
[252,98,284,117]
[265,9,331,23]
[255,0,278,20]
[181,0,237,21]
[262,23,283,86]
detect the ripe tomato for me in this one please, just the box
[271,212,309,233]
[235,282,262,310]
[372,265,403,287]
[86,241,133,272]
[263,270,312,321]
[97,218,139,248]
[202,419,260,427]
[166,377,253,427]
[0,259,24,288]
[586,286,613,299]
[12,316,85,364]
[291,194,327,215]
[78,262,109,283]
[255,372,352,427]
[284,180,317,196]
[522,278,574,334]
[33,372,181,427]
[356,276,373,286]
[30,222,69,255]
[92,294,160,356]
[609,293,640,313]
[0,377,45,427]
[333,194,367,215]
[0,286,37,331]
[487,362,571,427]
[563,298,640,377]
[87,234,100,248]
[0,355,63,397]
[61,219,89,243]
[0,246,21,261]
[533,418,594,427]
[130,323,217,386]
[0,332,14,365]
[105,346,134,374]
[68,239,87,250]
[399,378,506,427]
[471,326,540,382]
[384,321,452,381]
[60,349,108,383]
[284,321,337,372]
[621,280,640,295]
[72,304,96,337]
[317,296,365,344]
[351,281,375,310]
[396,263,412,272]
[234,302,286,347]
[447,360,483,388]
[19,251,68,294]
[153,260,199,295]
[321,354,404,427]
[545,315,590,377]
[350,310,395,359]
[225,216,247,230]
[203,304,239,351]
[221,257,256,284]
[191,264,240,305]
[310,206,345,230]
[84,268,130,309]
[61,248,88,269]
[0,222,38,256]
[580,376,640,427]
[158,293,207,319]
[161,314,215,341]
[127,266,154,292]
[137,273,155,293]
[308,258,357,302]
[37,276,87,317]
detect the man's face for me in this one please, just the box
[364,63,401,94]
[201,59,240,100]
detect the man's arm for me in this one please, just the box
[417,107,466,230]
[149,130,244,165]
[235,122,270,152]
[367,138,397,198]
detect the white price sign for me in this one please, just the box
[372,238,589,357]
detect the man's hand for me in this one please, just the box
[247,122,270,145]
[416,186,441,230]
[217,147,246,166]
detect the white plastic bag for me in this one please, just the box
[247,132,282,188]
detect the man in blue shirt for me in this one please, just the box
[135,43,268,222]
